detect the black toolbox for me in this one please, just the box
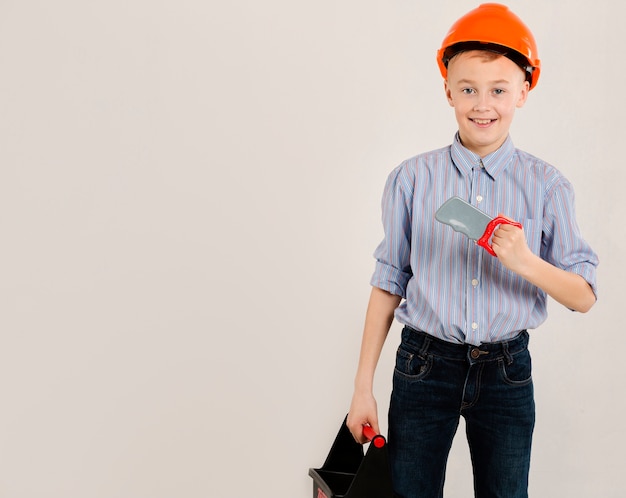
[308,417,394,498]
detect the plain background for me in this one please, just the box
[0,0,622,497]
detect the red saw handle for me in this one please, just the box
[362,425,386,448]
[477,216,523,257]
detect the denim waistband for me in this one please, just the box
[402,326,529,363]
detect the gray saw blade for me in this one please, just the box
[435,196,492,241]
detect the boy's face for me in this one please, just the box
[444,51,529,157]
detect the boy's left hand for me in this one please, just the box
[490,215,533,273]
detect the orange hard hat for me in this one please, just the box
[437,3,541,90]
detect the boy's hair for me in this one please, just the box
[442,41,533,85]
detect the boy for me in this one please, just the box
[346,4,598,498]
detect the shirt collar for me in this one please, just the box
[450,132,516,180]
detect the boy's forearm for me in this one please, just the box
[519,254,596,313]
[493,223,596,313]
[354,287,402,391]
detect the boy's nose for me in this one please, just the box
[473,94,491,112]
[473,100,490,112]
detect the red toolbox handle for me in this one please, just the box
[362,425,386,448]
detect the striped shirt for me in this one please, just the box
[371,133,598,345]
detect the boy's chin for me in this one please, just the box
[460,134,507,156]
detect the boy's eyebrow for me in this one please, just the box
[456,78,512,86]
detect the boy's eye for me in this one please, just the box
[462,88,475,95]
[493,88,505,95]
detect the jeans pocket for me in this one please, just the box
[394,346,432,381]
[498,349,532,386]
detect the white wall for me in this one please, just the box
[0,1,622,497]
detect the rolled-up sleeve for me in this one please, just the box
[370,164,414,298]
[542,179,599,298]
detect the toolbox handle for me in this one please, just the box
[362,425,386,448]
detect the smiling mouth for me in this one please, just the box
[471,118,496,125]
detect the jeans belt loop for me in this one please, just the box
[503,341,513,365]
[418,336,431,359]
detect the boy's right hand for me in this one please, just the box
[347,390,379,444]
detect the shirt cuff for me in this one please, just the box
[370,261,411,299]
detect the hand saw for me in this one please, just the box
[435,196,522,257]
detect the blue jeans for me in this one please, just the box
[389,327,535,498]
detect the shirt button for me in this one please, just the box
[471,278,479,287]
[476,195,483,203]
[471,322,478,330]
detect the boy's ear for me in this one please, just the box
[516,80,530,108]
[444,80,454,107]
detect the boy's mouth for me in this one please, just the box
[471,118,496,126]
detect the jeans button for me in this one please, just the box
[470,348,480,360]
